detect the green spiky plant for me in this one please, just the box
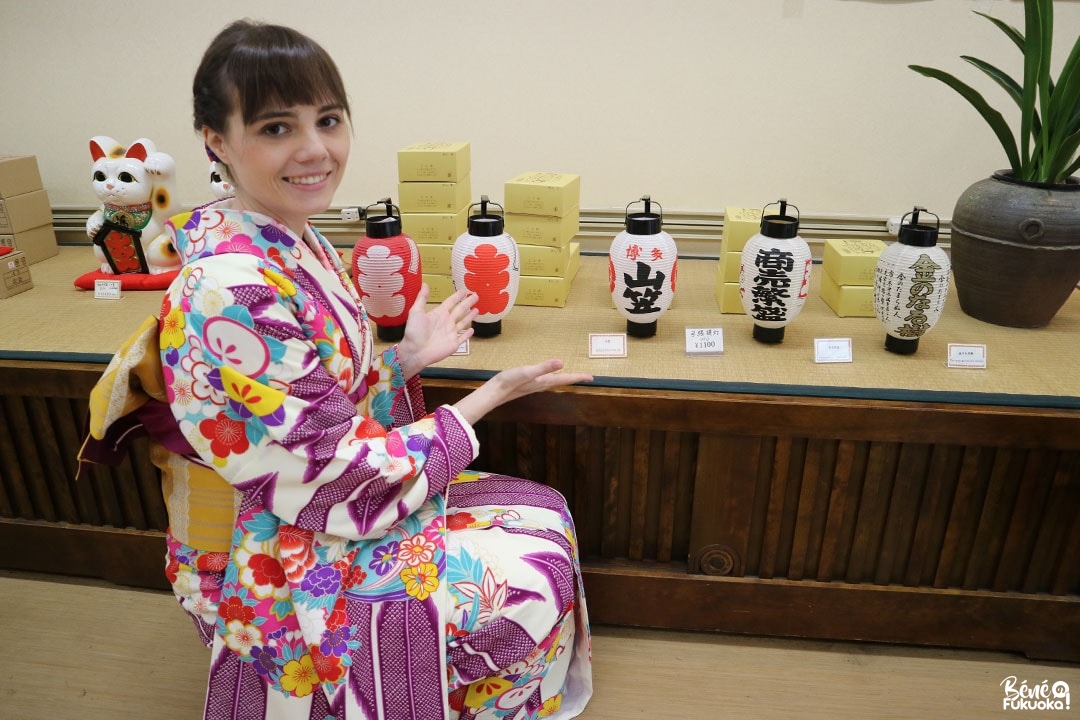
[909,0,1080,185]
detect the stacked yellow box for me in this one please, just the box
[396,142,472,299]
[820,239,888,317]
[715,207,764,314]
[503,172,581,307]
[0,155,58,266]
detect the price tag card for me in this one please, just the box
[685,327,724,356]
[452,338,470,356]
[947,343,987,369]
[94,279,122,300]
[814,337,853,364]
[588,333,628,358]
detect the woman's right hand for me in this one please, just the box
[453,359,593,425]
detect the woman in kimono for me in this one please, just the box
[156,19,592,720]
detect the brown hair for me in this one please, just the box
[193,20,350,133]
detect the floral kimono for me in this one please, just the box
[133,201,590,719]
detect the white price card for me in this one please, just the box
[588,333,628,358]
[947,343,987,369]
[814,337,853,364]
[685,327,724,356]
[94,279,122,300]
[452,338,470,356]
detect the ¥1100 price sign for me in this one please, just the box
[685,327,724,356]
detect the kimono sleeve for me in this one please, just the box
[160,255,478,541]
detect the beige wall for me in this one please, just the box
[2,0,1077,220]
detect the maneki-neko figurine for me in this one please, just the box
[73,136,182,290]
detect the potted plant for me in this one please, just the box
[909,0,1080,328]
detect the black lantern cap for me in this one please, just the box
[753,324,786,344]
[467,195,505,237]
[364,197,402,239]
[625,195,663,236]
[626,319,657,338]
[760,198,800,239]
[885,334,919,355]
[898,206,939,247]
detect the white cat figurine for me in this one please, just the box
[209,159,233,199]
[86,136,181,275]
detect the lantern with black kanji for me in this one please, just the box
[451,196,519,337]
[351,198,423,341]
[738,198,813,343]
[873,206,951,355]
[609,195,678,338]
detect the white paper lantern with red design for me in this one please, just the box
[738,199,813,344]
[451,196,519,337]
[873,206,951,355]
[608,195,678,338]
[351,198,423,341]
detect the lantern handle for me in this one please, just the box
[762,198,799,221]
[902,206,939,231]
[625,194,663,221]
[364,197,400,220]
[469,195,505,218]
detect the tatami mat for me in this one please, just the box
[2,247,1078,405]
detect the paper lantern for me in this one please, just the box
[608,195,678,338]
[451,196,519,337]
[351,198,423,342]
[738,199,813,343]
[873,206,951,355]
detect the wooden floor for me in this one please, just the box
[1,570,1076,719]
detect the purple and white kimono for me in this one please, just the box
[155,201,592,720]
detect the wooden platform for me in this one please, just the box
[1,248,1078,662]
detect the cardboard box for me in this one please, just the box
[822,239,887,287]
[519,241,578,277]
[0,156,43,198]
[0,223,59,265]
[715,279,745,314]
[0,249,33,299]
[820,270,876,317]
[401,206,469,244]
[504,209,579,249]
[397,178,472,214]
[718,251,741,284]
[516,248,581,307]
[397,142,471,182]
[423,273,456,303]
[721,207,765,254]
[417,243,453,275]
[504,172,580,217]
[0,189,53,235]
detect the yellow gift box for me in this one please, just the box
[397,178,472,213]
[715,280,745,315]
[820,270,877,317]
[721,207,765,254]
[822,238,887,287]
[519,241,578,277]
[504,209,579,249]
[422,273,456,303]
[516,247,580,307]
[397,142,470,182]
[504,172,580,217]
[400,206,470,244]
[717,251,742,284]
[417,243,453,275]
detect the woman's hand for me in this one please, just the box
[454,359,593,425]
[396,284,478,379]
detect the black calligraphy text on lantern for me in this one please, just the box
[622,260,666,314]
[749,248,795,320]
[896,254,943,338]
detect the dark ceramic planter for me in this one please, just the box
[950,171,1080,328]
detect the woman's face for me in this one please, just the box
[205,101,350,236]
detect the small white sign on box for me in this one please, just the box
[94,279,122,300]
[947,343,987,369]
[588,333,627,358]
[814,337,853,364]
[685,327,724,356]
[453,338,470,356]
